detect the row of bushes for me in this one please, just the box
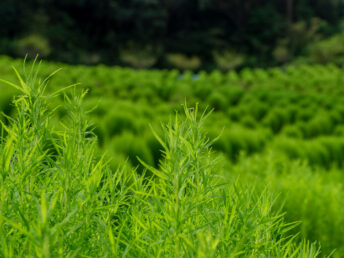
[275,136,344,168]
[1,56,344,169]
[2,56,344,91]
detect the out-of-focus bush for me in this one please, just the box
[275,18,324,64]
[273,40,290,64]
[281,125,303,138]
[167,53,201,70]
[262,108,292,133]
[119,43,160,69]
[16,34,51,58]
[306,32,344,64]
[213,49,245,71]
[207,92,228,111]
[209,126,271,161]
[275,136,344,168]
[111,132,154,168]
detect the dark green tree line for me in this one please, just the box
[1,0,344,68]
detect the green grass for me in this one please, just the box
[0,61,322,256]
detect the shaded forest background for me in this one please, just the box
[1,0,344,70]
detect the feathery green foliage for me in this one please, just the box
[0,62,321,256]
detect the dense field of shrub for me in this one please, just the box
[1,56,344,256]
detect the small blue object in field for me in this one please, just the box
[178,73,200,81]
[11,154,18,166]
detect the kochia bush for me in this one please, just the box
[0,61,319,257]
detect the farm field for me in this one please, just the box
[0,56,344,256]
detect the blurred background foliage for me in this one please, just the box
[2,0,344,69]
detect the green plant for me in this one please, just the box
[119,43,160,69]
[306,32,344,64]
[167,53,202,70]
[117,105,319,256]
[0,59,133,256]
[16,34,51,58]
[213,49,245,71]
[0,62,320,256]
[273,44,290,64]
[233,153,344,257]
[0,56,344,255]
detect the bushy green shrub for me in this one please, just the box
[308,115,334,137]
[0,65,320,256]
[275,136,344,168]
[306,32,344,65]
[262,108,291,133]
[16,34,51,58]
[219,86,244,106]
[105,111,139,136]
[213,49,245,71]
[281,125,303,138]
[241,115,257,128]
[334,125,344,136]
[211,126,271,161]
[233,153,344,257]
[329,109,343,125]
[249,101,269,121]
[207,92,228,111]
[111,132,154,167]
[193,84,213,101]
[167,53,202,70]
[127,105,318,257]
[297,114,334,138]
[119,43,160,69]
[227,106,243,122]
